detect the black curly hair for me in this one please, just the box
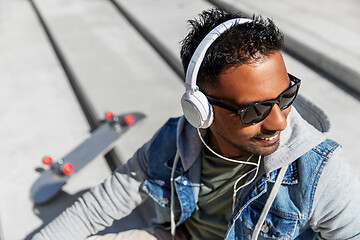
[180,8,284,90]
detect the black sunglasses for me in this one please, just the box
[206,74,301,125]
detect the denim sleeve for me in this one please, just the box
[310,147,360,239]
[31,139,152,240]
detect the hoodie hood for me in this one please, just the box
[263,95,331,173]
[176,94,331,173]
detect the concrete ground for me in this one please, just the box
[0,0,359,239]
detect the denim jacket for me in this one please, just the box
[33,96,360,240]
[140,118,348,240]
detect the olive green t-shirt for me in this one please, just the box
[184,149,257,240]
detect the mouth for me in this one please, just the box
[255,133,279,144]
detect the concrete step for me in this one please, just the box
[213,0,360,94]
[0,0,109,239]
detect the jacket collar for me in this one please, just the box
[176,116,203,172]
[266,161,298,185]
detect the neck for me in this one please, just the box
[197,128,259,167]
[205,130,249,158]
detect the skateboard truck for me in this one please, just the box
[39,111,136,176]
[31,111,146,205]
[105,111,136,132]
[42,156,74,176]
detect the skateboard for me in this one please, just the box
[30,111,146,205]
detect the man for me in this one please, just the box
[33,8,360,240]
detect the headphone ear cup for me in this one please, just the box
[181,90,213,129]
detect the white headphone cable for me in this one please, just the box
[232,155,261,211]
[196,128,261,210]
[196,129,258,166]
[170,151,180,238]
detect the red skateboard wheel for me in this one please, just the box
[124,114,135,126]
[42,156,53,166]
[62,162,74,175]
[105,111,114,121]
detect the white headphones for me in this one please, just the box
[181,18,252,129]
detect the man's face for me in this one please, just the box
[205,51,291,157]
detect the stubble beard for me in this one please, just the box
[229,136,281,157]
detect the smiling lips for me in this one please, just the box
[258,133,279,143]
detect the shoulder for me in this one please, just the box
[309,141,360,238]
[148,117,180,150]
[297,139,340,172]
[144,117,181,174]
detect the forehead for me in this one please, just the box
[209,52,289,104]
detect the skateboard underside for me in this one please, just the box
[31,112,145,205]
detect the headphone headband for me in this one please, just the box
[185,18,252,92]
[181,18,252,129]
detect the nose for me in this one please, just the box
[261,104,288,132]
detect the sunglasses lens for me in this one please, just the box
[241,103,273,125]
[279,84,298,110]
[242,83,299,125]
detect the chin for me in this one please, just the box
[249,141,280,156]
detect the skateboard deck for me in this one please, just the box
[30,111,145,205]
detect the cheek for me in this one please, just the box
[212,108,260,139]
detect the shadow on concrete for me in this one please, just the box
[24,190,88,240]
[25,190,154,240]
